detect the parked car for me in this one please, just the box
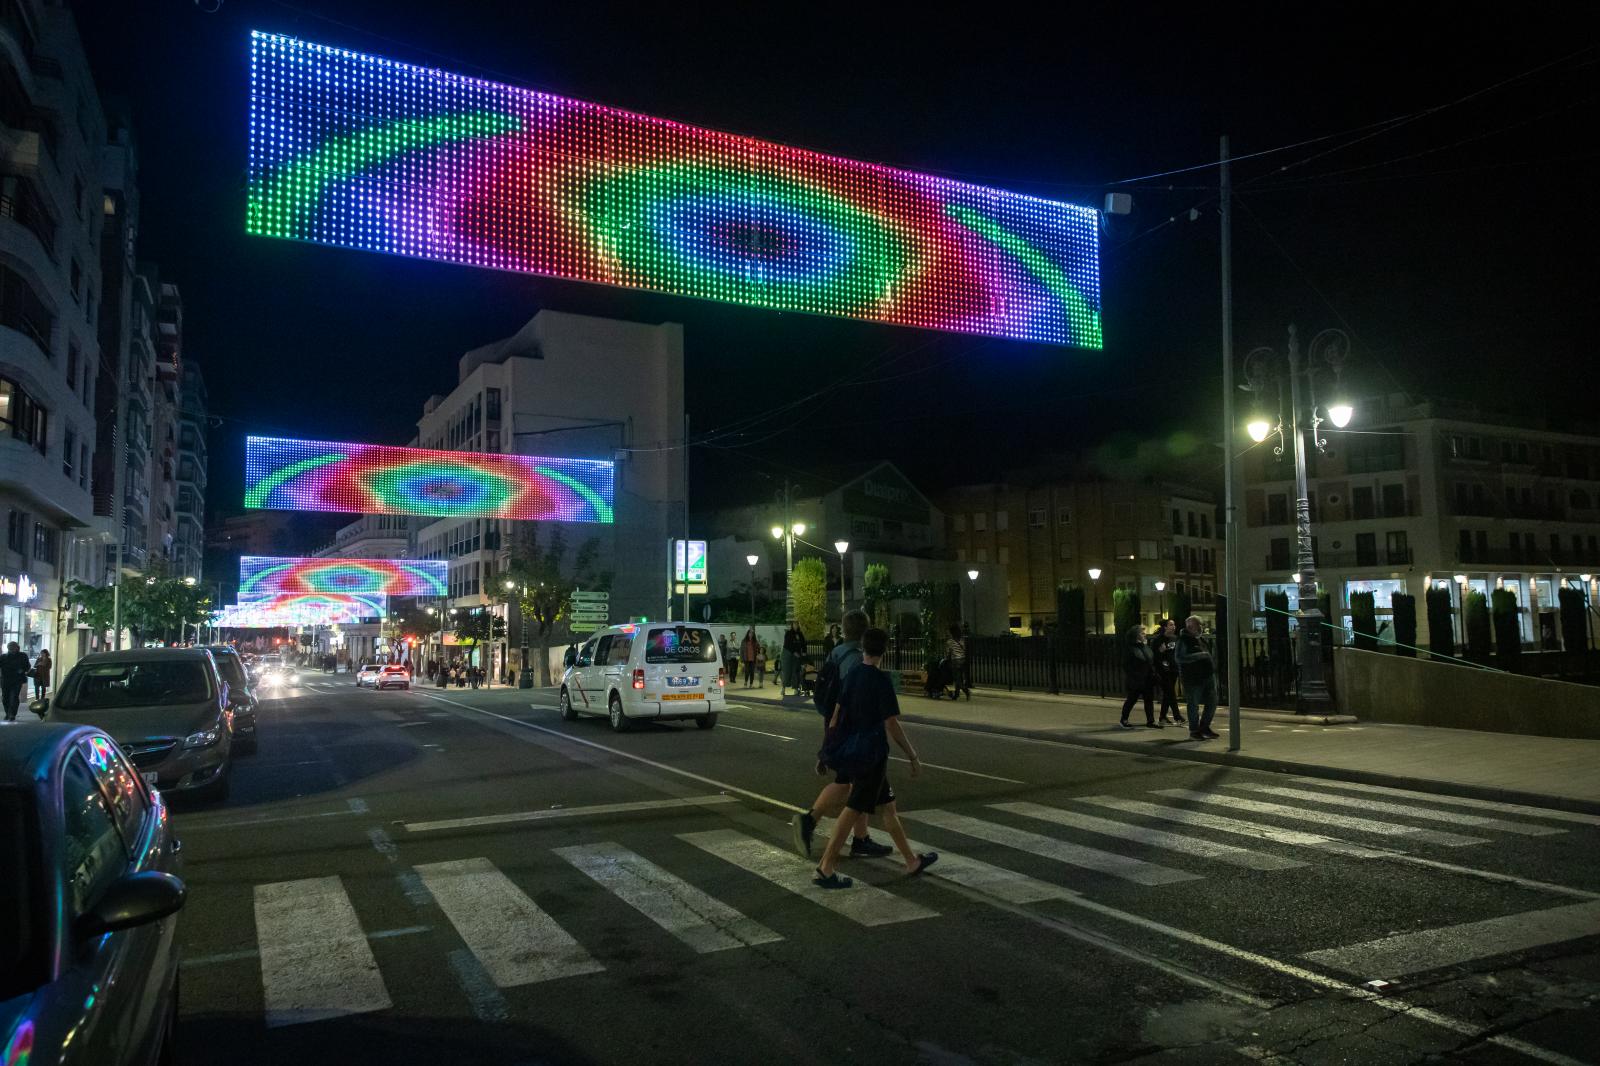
[355,663,383,687]
[558,622,726,732]
[374,665,411,690]
[203,645,257,754]
[0,722,186,1066]
[44,648,236,803]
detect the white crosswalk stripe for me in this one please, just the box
[1071,795,1389,858]
[908,810,1200,885]
[254,876,392,1028]
[414,857,605,986]
[680,828,938,926]
[1289,778,1600,828]
[993,801,1306,871]
[815,819,1077,903]
[1152,789,1489,847]
[555,842,782,953]
[1225,784,1566,837]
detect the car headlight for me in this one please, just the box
[184,728,222,749]
[287,674,301,685]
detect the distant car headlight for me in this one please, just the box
[287,674,301,685]
[184,728,222,749]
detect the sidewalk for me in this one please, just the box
[725,681,1600,813]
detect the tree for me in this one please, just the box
[1391,592,1417,658]
[68,572,212,645]
[454,609,506,668]
[1170,587,1193,628]
[1425,586,1455,660]
[1111,588,1141,637]
[1558,587,1589,655]
[791,557,827,638]
[502,525,608,686]
[1464,590,1492,662]
[863,563,891,625]
[65,580,118,642]
[1056,584,1084,651]
[1350,591,1378,651]
[1491,587,1522,670]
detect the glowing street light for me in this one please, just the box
[834,540,851,617]
[1087,568,1103,637]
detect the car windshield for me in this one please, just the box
[644,626,718,664]
[0,787,42,1000]
[57,660,214,709]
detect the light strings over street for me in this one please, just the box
[245,32,1103,347]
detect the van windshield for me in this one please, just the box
[645,627,718,664]
[57,660,214,710]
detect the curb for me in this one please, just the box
[895,713,1600,817]
[966,686,1357,725]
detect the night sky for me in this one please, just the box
[78,2,1598,524]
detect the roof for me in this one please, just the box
[74,647,215,664]
[0,723,98,790]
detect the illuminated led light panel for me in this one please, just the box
[239,556,447,602]
[213,596,379,627]
[244,435,615,522]
[246,32,1102,347]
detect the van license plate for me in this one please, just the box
[661,693,701,701]
[666,676,699,687]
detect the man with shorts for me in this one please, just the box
[808,627,938,889]
[790,610,893,859]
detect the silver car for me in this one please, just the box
[46,648,236,803]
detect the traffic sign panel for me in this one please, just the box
[571,590,609,601]
[571,621,603,634]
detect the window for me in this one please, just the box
[1355,533,1376,566]
[1269,537,1291,569]
[955,547,966,561]
[0,264,54,353]
[6,510,26,553]
[994,510,1008,532]
[1386,531,1409,564]
[952,514,965,533]
[1058,507,1072,526]
[79,443,87,488]
[1458,529,1473,561]
[1574,490,1593,510]
[1114,540,1135,560]
[1058,541,1072,561]
[61,753,128,915]
[1200,514,1211,539]
[63,427,74,479]
[972,512,986,532]
[1351,486,1374,519]
[1266,494,1289,525]
[485,387,501,421]
[1171,509,1182,534]
[0,376,47,453]
[79,736,149,848]
[1027,509,1045,528]
[1187,511,1198,537]
[1551,533,1562,556]
[604,636,633,666]
[997,546,1009,565]
[1139,540,1158,560]
[1111,502,1133,525]
[975,548,989,563]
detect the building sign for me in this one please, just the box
[246,33,1103,348]
[840,465,930,525]
[673,540,707,584]
[0,574,38,603]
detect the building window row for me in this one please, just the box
[0,373,48,453]
[0,172,57,255]
[1,263,54,354]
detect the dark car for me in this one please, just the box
[1,722,186,1066]
[203,645,258,754]
[45,648,235,803]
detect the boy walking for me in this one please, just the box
[805,627,938,889]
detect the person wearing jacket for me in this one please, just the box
[0,642,30,723]
[741,628,760,687]
[1119,625,1159,729]
[30,648,52,700]
[781,621,808,697]
[1149,618,1184,726]
[1176,615,1220,740]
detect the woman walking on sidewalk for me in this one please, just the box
[1150,618,1184,726]
[1119,624,1160,729]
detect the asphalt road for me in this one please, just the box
[164,675,1600,1066]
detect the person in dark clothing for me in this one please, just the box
[30,649,51,700]
[1150,618,1184,726]
[740,628,759,688]
[1119,624,1159,728]
[1,642,31,722]
[781,622,807,697]
[1176,616,1220,740]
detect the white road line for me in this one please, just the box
[1288,778,1600,828]
[680,828,937,926]
[254,876,391,1028]
[1302,899,1600,978]
[1071,795,1383,856]
[1153,789,1489,847]
[994,801,1305,871]
[721,723,796,741]
[1227,783,1567,837]
[890,756,1026,784]
[412,857,604,987]
[555,842,782,953]
[404,795,739,833]
[908,810,1200,886]
[815,819,1076,904]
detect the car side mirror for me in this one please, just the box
[28,696,49,718]
[77,871,186,939]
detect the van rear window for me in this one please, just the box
[645,627,717,664]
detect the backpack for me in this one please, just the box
[812,644,859,717]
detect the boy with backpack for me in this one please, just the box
[790,610,894,859]
[807,626,938,888]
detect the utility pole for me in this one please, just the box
[1220,134,1243,751]
[681,413,690,622]
[783,480,795,625]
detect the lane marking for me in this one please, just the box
[404,795,740,834]
[721,723,797,741]
[181,925,429,969]
[909,810,1199,886]
[815,818,1076,904]
[1227,783,1566,837]
[681,828,937,926]
[412,857,604,987]
[1302,899,1600,979]
[1071,795,1380,855]
[891,756,1026,784]
[994,801,1305,871]
[1153,789,1489,847]
[1288,777,1600,828]
[254,876,391,1028]
[556,841,783,953]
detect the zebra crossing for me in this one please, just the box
[208,776,1590,1027]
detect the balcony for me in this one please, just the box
[1265,547,1413,570]
[1457,546,1600,568]
[1451,501,1569,522]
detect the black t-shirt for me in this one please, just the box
[0,652,30,683]
[836,663,900,737]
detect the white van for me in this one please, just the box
[558,622,728,731]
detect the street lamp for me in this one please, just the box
[1454,573,1469,651]
[745,554,759,629]
[966,568,979,631]
[1155,580,1166,621]
[1087,568,1102,636]
[1241,325,1353,715]
[771,520,805,624]
[834,540,850,618]
[504,579,533,690]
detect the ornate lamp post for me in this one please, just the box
[505,578,533,689]
[966,568,979,631]
[1243,325,1353,715]
[834,540,850,618]
[1155,580,1166,623]
[771,521,805,623]
[1087,568,1102,636]
[746,554,759,629]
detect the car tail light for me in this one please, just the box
[718,667,726,687]
[632,669,645,690]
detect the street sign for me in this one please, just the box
[570,621,603,634]
[571,590,609,602]
[570,612,609,623]
[672,583,709,595]
[673,540,707,584]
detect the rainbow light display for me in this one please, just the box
[213,595,382,628]
[239,556,448,602]
[244,436,615,522]
[246,32,1102,347]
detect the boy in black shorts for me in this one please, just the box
[812,628,938,889]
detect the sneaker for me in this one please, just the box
[813,869,853,890]
[1118,720,1136,729]
[908,852,939,876]
[790,812,816,859]
[1145,722,1164,729]
[1203,730,1221,739]
[1189,732,1205,740]
[849,836,894,858]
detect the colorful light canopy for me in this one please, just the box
[212,596,381,628]
[244,436,615,522]
[246,32,1102,347]
[239,556,447,602]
